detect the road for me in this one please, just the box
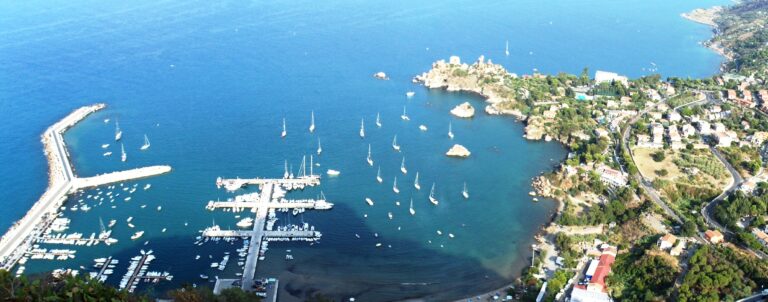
[620,97,683,223]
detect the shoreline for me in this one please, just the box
[681,6,734,65]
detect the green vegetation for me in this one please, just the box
[715,0,768,77]
[714,191,768,230]
[678,245,768,302]
[609,250,678,301]
[719,146,763,176]
[651,151,666,162]
[673,151,726,178]
[558,190,648,226]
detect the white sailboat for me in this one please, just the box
[120,143,127,162]
[393,176,400,194]
[505,40,510,56]
[409,198,415,216]
[366,144,374,166]
[284,160,289,179]
[400,157,407,174]
[401,106,410,121]
[281,118,287,138]
[317,138,322,155]
[414,172,421,190]
[114,120,122,141]
[388,212,393,220]
[309,111,315,133]
[140,134,150,151]
[462,182,469,199]
[392,135,400,151]
[376,166,383,183]
[365,198,374,206]
[376,112,382,128]
[448,122,454,139]
[429,183,438,205]
[359,118,365,138]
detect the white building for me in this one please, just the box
[595,70,629,87]
[596,166,628,187]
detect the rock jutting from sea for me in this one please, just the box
[446,144,471,158]
[451,102,475,118]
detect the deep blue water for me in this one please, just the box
[0,0,727,300]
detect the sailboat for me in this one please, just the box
[114,120,122,141]
[366,144,374,166]
[309,111,315,133]
[400,157,407,174]
[462,182,469,199]
[376,166,383,183]
[365,198,374,206]
[401,106,410,121]
[414,172,421,190]
[376,113,382,128]
[359,118,365,138]
[429,183,438,205]
[505,40,510,56]
[392,135,401,151]
[317,138,322,155]
[283,160,289,179]
[120,143,127,162]
[140,134,150,151]
[281,118,287,138]
[393,176,400,194]
[409,198,415,216]
[448,122,454,139]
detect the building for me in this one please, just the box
[715,132,733,147]
[705,230,724,244]
[657,234,677,250]
[596,166,628,187]
[670,239,686,256]
[713,122,726,133]
[667,111,682,122]
[749,131,768,146]
[648,111,663,121]
[726,89,738,100]
[594,128,609,138]
[571,287,612,302]
[697,121,711,135]
[651,123,664,145]
[575,244,617,294]
[753,229,768,247]
[595,70,629,87]
[448,56,461,65]
[681,124,696,138]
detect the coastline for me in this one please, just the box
[681,6,734,63]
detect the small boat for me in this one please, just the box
[376,166,383,183]
[108,220,116,228]
[359,118,365,138]
[400,157,407,175]
[448,233,455,238]
[101,144,110,149]
[462,182,469,199]
[200,274,208,279]
[365,198,374,206]
[375,112,382,128]
[366,144,374,166]
[281,118,287,138]
[309,111,316,133]
[119,142,127,162]
[429,183,438,205]
[327,169,340,176]
[127,223,135,228]
[392,135,401,151]
[236,218,254,228]
[317,138,322,155]
[114,119,122,141]
[104,118,110,123]
[157,206,162,211]
[414,172,421,190]
[127,216,133,223]
[406,91,415,98]
[135,133,149,151]
[448,122,454,139]
[505,40,510,56]
[376,243,382,247]
[103,152,112,157]
[401,106,410,121]
[144,184,151,190]
[419,125,428,131]
[388,212,393,220]
[393,176,399,194]
[161,228,167,233]
[409,198,415,216]
[131,231,144,240]
[436,230,442,235]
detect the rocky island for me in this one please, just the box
[450,102,475,118]
[445,144,470,158]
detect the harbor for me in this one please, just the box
[0,104,172,271]
[203,173,332,295]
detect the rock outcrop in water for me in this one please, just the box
[445,144,471,158]
[450,102,475,118]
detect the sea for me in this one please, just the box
[0,0,728,300]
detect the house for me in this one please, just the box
[726,89,738,100]
[715,132,733,147]
[668,126,683,149]
[713,122,727,133]
[448,56,461,65]
[697,121,712,135]
[682,124,696,138]
[636,134,657,148]
[667,111,682,122]
[594,128,609,138]
[595,70,629,87]
[749,131,768,146]
[752,229,768,247]
[657,103,670,112]
[571,288,612,302]
[705,230,724,244]
[651,123,664,145]
[648,111,663,121]
[657,234,677,250]
[670,239,686,256]
[596,166,628,187]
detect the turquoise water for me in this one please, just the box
[0,0,726,300]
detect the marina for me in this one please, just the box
[204,173,332,293]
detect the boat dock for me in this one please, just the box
[90,256,115,283]
[0,104,173,271]
[119,250,172,293]
[204,175,332,292]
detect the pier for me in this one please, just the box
[204,175,331,293]
[0,104,173,271]
[119,250,172,293]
